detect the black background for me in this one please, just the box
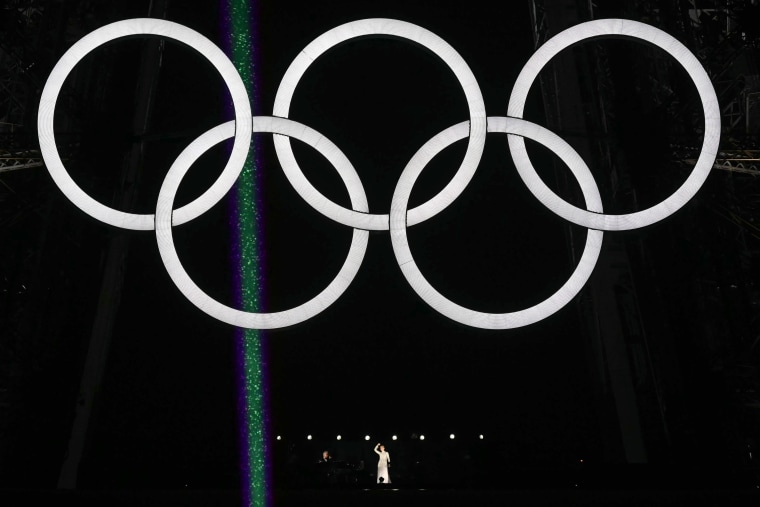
[3,0,757,493]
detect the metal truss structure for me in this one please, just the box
[0,0,124,485]
[530,0,760,470]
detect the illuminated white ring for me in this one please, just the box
[272,18,487,231]
[155,116,369,329]
[37,18,252,230]
[390,117,604,329]
[507,19,720,231]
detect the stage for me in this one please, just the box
[3,487,759,507]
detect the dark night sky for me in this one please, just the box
[8,0,749,491]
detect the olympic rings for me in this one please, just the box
[507,19,720,231]
[272,18,487,231]
[390,117,603,329]
[37,17,720,329]
[155,118,368,329]
[38,18,252,230]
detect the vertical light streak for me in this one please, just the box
[221,1,270,506]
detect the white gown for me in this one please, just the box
[374,444,391,484]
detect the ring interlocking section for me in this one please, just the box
[37,18,721,330]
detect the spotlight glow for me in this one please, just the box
[450,434,455,440]
[223,3,269,507]
[365,435,371,441]
[337,435,342,441]
[392,435,398,441]
[420,435,425,441]
[307,435,313,440]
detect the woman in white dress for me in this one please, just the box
[374,442,391,484]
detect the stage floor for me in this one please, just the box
[4,488,759,507]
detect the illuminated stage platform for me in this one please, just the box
[5,487,759,507]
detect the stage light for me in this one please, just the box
[276,435,281,441]
[392,435,398,441]
[479,434,484,440]
[420,435,425,441]
[337,435,342,441]
[449,434,455,439]
[307,435,312,440]
[365,435,370,441]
